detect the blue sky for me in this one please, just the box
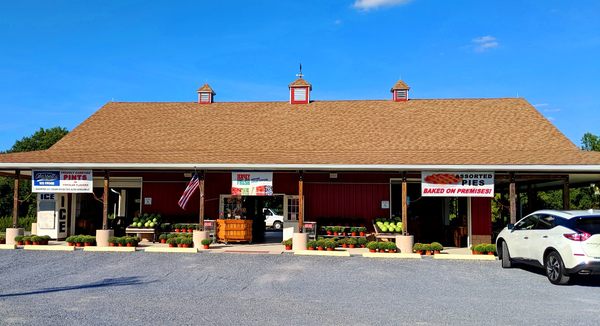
[1,0,599,151]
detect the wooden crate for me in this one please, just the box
[216,219,253,243]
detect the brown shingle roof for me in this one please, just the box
[289,78,312,89]
[1,98,599,167]
[391,80,410,91]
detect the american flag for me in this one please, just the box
[178,173,199,209]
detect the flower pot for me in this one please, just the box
[434,250,440,254]
[369,249,376,253]
[75,243,83,247]
[118,243,124,247]
[160,239,166,244]
[203,244,210,249]
[415,250,423,255]
[188,229,194,233]
[389,249,396,253]
[326,247,334,251]
[109,242,115,247]
[342,244,348,248]
[361,245,366,248]
[487,252,494,256]
[359,232,365,236]
[349,244,356,248]
[126,243,134,247]
[317,246,324,251]
[17,241,24,246]
[84,242,92,247]
[169,243,176,248]
[25,240,32,245]
[32,241,40,245]
[351,232,357,236]
[182,244,190,248]
[326,231,332,235]
[285,245,292,250]
[425,250,432,256]
[307,247,314,250]
[174,229,180,233]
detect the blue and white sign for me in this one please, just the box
[32,170,93,193]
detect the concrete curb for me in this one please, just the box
[23,245,75,251]
[144,247,197,253]
[362,252,422,259]
[83,246,136,252]
[294,250,350,257]
[433,254,497,261]
[0,244,17,250]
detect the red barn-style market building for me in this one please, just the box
[2,76,600,247]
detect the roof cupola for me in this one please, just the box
[197,84,215,104]
[391,80,410,102]
[289,65,311,104]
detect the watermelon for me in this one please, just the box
[381,226,388,232]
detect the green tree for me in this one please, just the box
[0,127,69,217]
[581,132,600,151]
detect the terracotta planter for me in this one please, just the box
[75,243,83,247]
[342,244,348,248]
[188,229,194,233]
[317,247,324,251]
[326,231,332,235]
[203,245,210,249]
[369,249,376,253]
[425,250,432,256]
[434,250,441,254]
[351,232,357,236]
[389,249,396,253]
[84,242,93,247]
[326,247,334,251]
[160,239,166,244]
[126,243,134,247]
[285,245,292,250]
[359,232,365,236]
[488,252,495,256]
[307,247,314,250]
[169,243,176,248]
[174,229,180,233]
[182,244,190,248]
[109,242,115,247]
[32,241,40,245]
[17,241,24,246]
[25,240,32,245]
[415,250,423,255]
[349,244,356,248]
[361,245,366,248]
[118,243,124,247]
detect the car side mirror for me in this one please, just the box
[507,223,514,230]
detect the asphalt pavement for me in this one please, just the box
[1,251,599,325]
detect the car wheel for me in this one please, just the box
[545,251,570,285]
[273,221,283,230]
[501,241,512,268]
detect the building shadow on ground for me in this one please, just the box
[0,276,153,298]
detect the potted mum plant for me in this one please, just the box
[347,238,357,248]
[180,237,193,248]
[413,243,423,255]
[358,227,367,237]
[23,236,33,246]
[357,237,367,248]
[158,234,168,244]
[338,238,348,248]
[14,235,25,246]
[367,241,378,253]
[431,242,443,254]
[325,239,336,251]
[307,240,316,250]
[316,239,325,251]
[31,236,42,245]
[166,238,178,248]
[201,238,211,249]
[387,242,398,253]
[325,227,333,236]
[282,238,293,250]
[83,236,95,247]
[422,243,432,255]
[350,227,358,236]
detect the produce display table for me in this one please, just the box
[125,227,157,243]
[216,219,252,244]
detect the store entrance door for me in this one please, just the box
[219,194,284,243]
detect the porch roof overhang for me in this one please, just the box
[1,162,600,173]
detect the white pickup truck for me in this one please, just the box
[263,208,284,230]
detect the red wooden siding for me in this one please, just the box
[471,197,492,235]
[304,182,389,226]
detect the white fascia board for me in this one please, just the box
[1,162,599,172]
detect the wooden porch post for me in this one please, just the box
[199,171,205,230]
[563,178,570,210]
[298,171,304,233]
[102,171,109,230]
[509,173,517,224]
[402,172,408,236]
[12,170,20,228]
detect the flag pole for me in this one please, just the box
[198,169,205,231]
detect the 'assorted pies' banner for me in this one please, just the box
[421,172,494,197]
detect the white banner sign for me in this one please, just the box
[32,170,93,193]
[421,172,494,197]
[231,172,273,196]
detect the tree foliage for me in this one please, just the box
[581,132,600,151]
[0,127,69,217]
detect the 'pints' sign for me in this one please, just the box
[421,172,494,197]
[32,170,93,193]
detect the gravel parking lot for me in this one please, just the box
[1,251,599,325]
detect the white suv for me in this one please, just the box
[263,208,284,230]
[496,209,600,285]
